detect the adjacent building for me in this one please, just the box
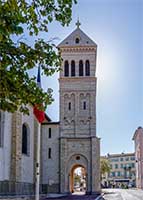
[133,126,143,189]
[101,153,136,188]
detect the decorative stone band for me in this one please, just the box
[59,46,97,52]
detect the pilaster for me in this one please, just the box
[10,112,22,182]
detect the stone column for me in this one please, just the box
[60,137,68,193]
[10,112,22,182]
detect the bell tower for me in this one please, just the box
[58,21,100,194]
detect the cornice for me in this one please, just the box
[42,121,60,125]
[59,77,97,82]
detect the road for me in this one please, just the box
[42,192,99,200]
[102,189,143,200]
[42,189,143,200]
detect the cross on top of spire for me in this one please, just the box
[76,19,81,28]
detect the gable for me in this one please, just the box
[58,27,97,48]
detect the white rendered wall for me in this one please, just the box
[41,124,60,185]
[21,107,34,183]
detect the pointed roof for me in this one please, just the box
[58,23,97,48]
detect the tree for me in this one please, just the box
[74,174,81,185]
[0,0,77,114]
[100,158,111,179]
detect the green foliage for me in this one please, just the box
[100,158,111,178]
[74,174,81,184]
[0,0,77,114]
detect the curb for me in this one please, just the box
[95,193,105,200]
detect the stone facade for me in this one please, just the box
[133,127,143,189]
[58,25,100,194]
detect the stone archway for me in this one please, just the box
[65,154,89,194]
[69,164,86,194]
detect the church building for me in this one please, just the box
[0,22,100,195]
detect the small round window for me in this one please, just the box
[75,37,80,44]
[76,156,80,160]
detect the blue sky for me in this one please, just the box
[38,0,143,155]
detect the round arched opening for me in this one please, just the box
[70,165,86,194]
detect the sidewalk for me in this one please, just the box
[44,193,67,199]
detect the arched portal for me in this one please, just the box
[65,154,89,194]
[70,165,86,194]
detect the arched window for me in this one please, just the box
[64,60,69,77]
[85,60,90,76]
[83,101,86,110]
[75,37,80,44]
[71,60,75,76]
[22,123,29,155]
[68,102,71,110]
[49,128,51,138]
[48,148,51,159]
[79,60,83,76]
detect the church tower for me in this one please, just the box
[58,21,100,194]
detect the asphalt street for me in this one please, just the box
[102,189,143,200]
[42,189,143,200]
[43,193,99,200]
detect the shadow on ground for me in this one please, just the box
[42,194,100,200]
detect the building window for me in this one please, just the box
[79,60,83,76]
[125,157,129,161]
[71,60,75,76]
[117,171,121,177]
[121,164,124,168]
[120,157,123,161]
[75,37,80,44]
[64,60,69,77]
[131,163,135,168]
[48,148,51,159]
[115,164,118,169]
[112,172,115,177]
[85,60,90,76]
[130,157,135,161]
[110,158,119,162]
[49,128,51,138]
[83,101,86,110]
[68,102,71,110]
[22,123,29,155]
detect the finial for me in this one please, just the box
[76,18,81,28]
